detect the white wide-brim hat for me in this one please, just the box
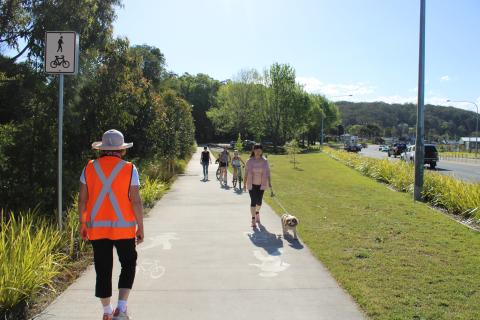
[92,129,133,150]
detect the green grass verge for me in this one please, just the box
[324,147,480,219]
[263,152,480,319]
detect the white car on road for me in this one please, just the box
[401,144,439,169]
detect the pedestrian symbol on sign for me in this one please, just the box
[57,36,63,52]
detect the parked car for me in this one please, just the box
[229,141,236,149]
[380,145,390,152]
[378,145,385,151]
[401,144,439,169]
[243,140,256,150]
[344,144,362,152]
[262,141,274,147]
[388,143,407,158]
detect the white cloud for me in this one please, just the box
[426,96,449,106]
[296,76,476,111]
[296,76,375,98]
[367,95,417,104]
[445,100,479,112]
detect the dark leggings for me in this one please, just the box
[249,184,265,207]
[91,238,137,298]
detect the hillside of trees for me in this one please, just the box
[337,101,478,140]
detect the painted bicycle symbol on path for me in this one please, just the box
[50,55,70,69]
[136,259,166,279]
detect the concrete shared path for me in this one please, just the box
[37,148,365,320]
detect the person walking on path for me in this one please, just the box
[78,129,144,320]
[243,144,272,228]
[200,146,212,181]
[216,146,231,187]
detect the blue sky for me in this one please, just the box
[113,0,479,111]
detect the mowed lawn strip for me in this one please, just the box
[263,152,480,320]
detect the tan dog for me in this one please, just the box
[281,214,299,240]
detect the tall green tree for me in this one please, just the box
[207,69,265,141]
[262,63,299,146]
[1,0,121,62]
[176,73,221,142]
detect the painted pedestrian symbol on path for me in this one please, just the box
[139,232,179,251]
[249,249,290,277]
[57,36,63,52]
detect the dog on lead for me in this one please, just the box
[281,214,299,240]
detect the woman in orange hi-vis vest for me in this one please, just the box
[78,129,144,320]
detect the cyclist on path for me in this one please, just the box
[217,146,231,187]
[231,150,245,187]
[78,129,144,320]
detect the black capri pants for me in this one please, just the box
[91,238,137,298]
[249,184,265,207]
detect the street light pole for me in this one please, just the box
[321,95,353,145]
[414,0,426,201]
[447,100,479,157]
[321,116,324,145]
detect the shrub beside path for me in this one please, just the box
[37,148,365,320]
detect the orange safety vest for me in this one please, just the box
[83,156,137,240]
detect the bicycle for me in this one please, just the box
[232,165,244,189]
[217,165,228,185]
[215,159,221,181]
[50,55,70,69]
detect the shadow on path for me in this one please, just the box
[247,224,283,256]
[283,233,304,250]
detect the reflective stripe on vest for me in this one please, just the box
[86,159,136,229]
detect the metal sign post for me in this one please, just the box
[45,31,79,230]
[58,74,64,230]
[414,0,426,201]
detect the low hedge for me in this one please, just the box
[323,147,480,220]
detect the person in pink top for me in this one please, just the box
[243,144,272,228]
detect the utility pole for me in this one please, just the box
[414,0,426,201]
[322,95,352,145]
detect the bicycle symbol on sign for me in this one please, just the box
[50,55,70,69]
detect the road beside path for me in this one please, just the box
[37,148,365,320]
[360,144,480,183]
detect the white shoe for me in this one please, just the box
[113,308,131,320]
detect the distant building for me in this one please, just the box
[442,139,459,145]
[382,137,394,145]
[458,137,480,151]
